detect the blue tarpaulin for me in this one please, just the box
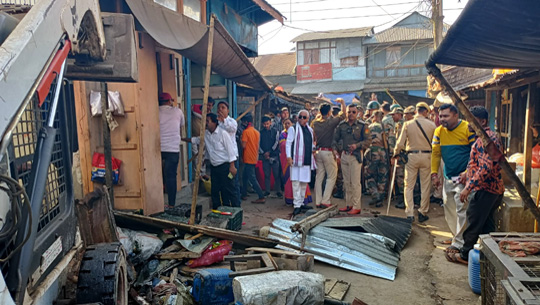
[320,93,360,105]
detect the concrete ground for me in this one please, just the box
[172,183,479,304]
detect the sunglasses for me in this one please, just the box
[348,111,357,114]
[298,115,308,120]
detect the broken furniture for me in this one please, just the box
[224,253,276,277]
[245,247,314,272]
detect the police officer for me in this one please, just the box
[403,106,415,121]
[390,107,405,207]
[365,111,388,207]
[393,102,436,222]
[333,104,370,214]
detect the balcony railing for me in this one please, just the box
[0,0,36,5]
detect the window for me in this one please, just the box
[184,0,201,21]
[154,0,177,11]
[340,56,359,67]
[297,40,336,66]
[386,47,401,67]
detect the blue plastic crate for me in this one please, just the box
[192,268,234,305]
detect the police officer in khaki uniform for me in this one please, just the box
[393,102,436,222]
[333,104,370,214]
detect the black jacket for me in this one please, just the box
[259,127,280,157]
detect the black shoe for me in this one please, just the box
[276,192,283,198]
[375,202,383,208]
[430,195,443,204]
[333,191,344,199]
[369,197,383,206]
[418,212,429,223]
[292,208,302,216]
[263,191,270,197]
[407,216,415,222]
[300,205,313,210]
[395,202,405,209]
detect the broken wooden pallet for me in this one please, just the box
[245,247,314,272]
[325,278,350,301]
[224,253,276,277]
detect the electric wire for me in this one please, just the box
[0,174,32,263]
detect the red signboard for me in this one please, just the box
[297,63,332,81]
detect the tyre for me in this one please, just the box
[76,242,128,305]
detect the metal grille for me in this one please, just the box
[481,253,506,305]
[524,282,540,297]
[10,97,65,233]
[518,262,540,278]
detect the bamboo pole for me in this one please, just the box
[385,88,402,108]
[427,65,540,225]
[235,92,268,122]
[190,15,215,225]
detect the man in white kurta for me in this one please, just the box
[286,110,316,216]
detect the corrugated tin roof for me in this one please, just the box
[442,66,495,91]
[269,218,402,281]
[291,27,374,42]
[365,27,434,44]
[252,53,296,76]
[291,80,364,95]
[364,76,427,92]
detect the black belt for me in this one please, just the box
[407,150,432,154]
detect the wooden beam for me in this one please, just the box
[114,211,279,248]
[190,15,215,225]
[524,83,537,191]
[235,92,268,122]
[290,205,338,249]
[100,82,114,203]
[427,65,540,225]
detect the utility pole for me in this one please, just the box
[431,0,443,49]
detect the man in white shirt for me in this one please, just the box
[159,92,185,207]
[217,101,241,205]
[204,113,238,208]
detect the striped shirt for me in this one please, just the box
[431,120,475,178]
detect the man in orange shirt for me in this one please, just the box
[241,114,266,203]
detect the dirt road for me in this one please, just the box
[238,192,479,305]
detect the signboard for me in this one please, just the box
[297,63,332,82]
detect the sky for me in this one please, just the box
[258,0,469,55]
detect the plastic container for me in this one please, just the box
[468,244,481,295]
[207,206,243,231]
[192,268,234,305]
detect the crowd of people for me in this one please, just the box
[158,91,504,266]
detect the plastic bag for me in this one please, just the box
[117,227,132,255]
[91,152,122,184]
[89,90,125,117]
[533,144,540,168]
[186,240,232,268]
[120,228,164,264]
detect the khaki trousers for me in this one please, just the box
[443,178,468,248]
[341,153,362,210]
[315,150,338,205]
[404,152,431,217]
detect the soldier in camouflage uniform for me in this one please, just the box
[365,111,388,207]
[390,106,406,207]
[363,101,380,194]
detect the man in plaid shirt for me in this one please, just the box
[446,106,504,264]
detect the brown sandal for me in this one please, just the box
[444,246,460,254]
[445,251,468,265]
[438,239,452,245]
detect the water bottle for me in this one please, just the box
[468,244,481,295]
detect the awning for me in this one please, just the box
[291,80,364,95]
[125,0,270,91]
[427,0,540,69]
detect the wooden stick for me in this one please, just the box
[235,92,268,122]
[385,88,402,108]
[190,15,216,225]
[427,65,540,224]
[100,82,114,204]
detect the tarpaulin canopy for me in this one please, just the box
[427,0,540,69]
[319,93,360,105]
[125,0,270,91]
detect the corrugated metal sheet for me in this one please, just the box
[364,27,434,44]
[291,27,374,42]
[318,216,412,252]
[269,218,402,281]
[441,66,495,91]
[364,76,426,92]
[291,80,364,95]
[252,53,296,76]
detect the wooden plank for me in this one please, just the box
[114,211,279,248]
[325,279,338,295]
[524,83,537,191]
[327,280,350,301]
[75,187,119,246]
[229,267,275,277]
[186,233,204,240]
[190,15,215,225]
[73,81,92,196]
[156,251,201,259]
